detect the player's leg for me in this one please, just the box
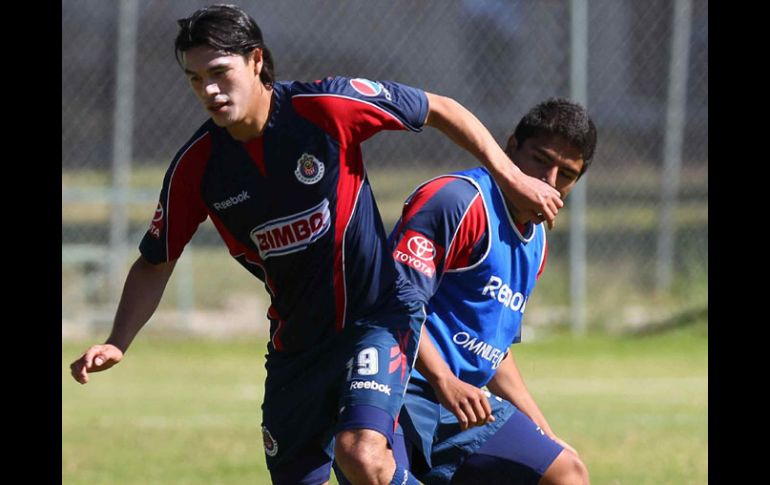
[449,408,586,485]
[268,443,333,485]
[334,302,425,485]
[333,424,412,485]
[538,449,590,485]
[261,335,348,485]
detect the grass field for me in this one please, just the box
[62,321,707,485]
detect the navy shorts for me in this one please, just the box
[399,378,564,485]
[261,301,424,484]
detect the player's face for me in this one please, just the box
[182,45,263,129]
[509,132,584,200]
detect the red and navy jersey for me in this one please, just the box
[140,77,428,353]
[388,167,547,386]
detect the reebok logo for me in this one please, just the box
[481,275,528,314]
[349,380,392,396]
[213,190,250,210]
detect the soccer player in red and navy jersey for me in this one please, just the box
[69,5,564,485]
[375,98,597,485]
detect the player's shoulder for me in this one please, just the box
[164,119,216,176]
[410,173,483,207]
[176,119,215,155]
[287,76,394,99]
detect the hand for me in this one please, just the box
[433,374,495,431]
[70,344,124,384]
[500,167,563,229]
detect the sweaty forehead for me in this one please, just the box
[525,133,582,160]
[182,46,243,70]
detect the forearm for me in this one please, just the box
[423,92,563,228]
[487,352,554,436]
[105,256,176,353]
[424,93,525,185]
[415,324,455,387]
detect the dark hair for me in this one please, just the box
[174,4,275,86]
[511,97,597,176]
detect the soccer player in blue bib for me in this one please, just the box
[384,98,597,485]
[68,5,565,485]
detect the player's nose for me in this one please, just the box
[204,81,220,96]
[540,166,558,188]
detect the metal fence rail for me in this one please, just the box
[62,0,708,336]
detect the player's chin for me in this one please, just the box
[207,107,235,126]
[209,114,232,127]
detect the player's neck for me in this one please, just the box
[504,199,531,232]
[227,83,274,141]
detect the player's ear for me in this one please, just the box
[252,48,263,75]
[505,134,518,156]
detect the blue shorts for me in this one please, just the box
[399,378,564,485]
[261,301,424,484]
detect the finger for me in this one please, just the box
[534,211,554,230]
[70,364,81,382]
[552,193,564,208]
[71,362,88,384]
[461,404,478,429]
[471,399,489,427]
[481,393,493,420]
[453,408,469,431]
[83,348,99,369]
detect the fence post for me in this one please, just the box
[109,0,139,305]
[569,0,588,336]
[657,0,692,291]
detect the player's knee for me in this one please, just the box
[334,429,392,485]
[540,449,590,485]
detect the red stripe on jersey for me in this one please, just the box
[266,306,285,351]
[208,211,276,292]
[165,133,212,261]
[292,95,405,145]
[536,241,548,280]
[293,95,371,332]
[333,147,365,331]
[444,194,487,270]
[242,137,266,176]
[395,177,456,236]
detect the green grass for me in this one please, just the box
[62,323,707,485]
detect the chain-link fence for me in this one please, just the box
[62,0,708,337]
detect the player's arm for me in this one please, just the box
[424,92,563,229]
[415,326,494,431]
[391,177,493,428]
[70,128,210,385]
[487,351,578,454]
[70,255,176,384]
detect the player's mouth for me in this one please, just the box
[207,99,230,114]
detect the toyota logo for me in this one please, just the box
[152,203,164,222]
[407,236,436,261]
